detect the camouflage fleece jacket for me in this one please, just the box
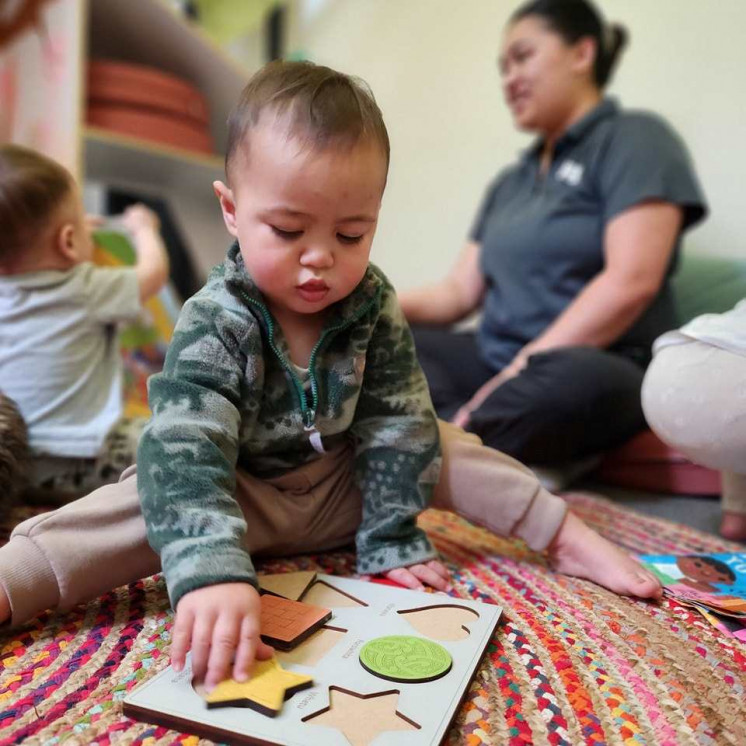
[137,243,440,607]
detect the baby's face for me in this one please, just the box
[216,122,387,324]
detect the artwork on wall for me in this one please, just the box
[0,0,54,49]
[0,0,82,175]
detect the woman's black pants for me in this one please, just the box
[412,327,648,465]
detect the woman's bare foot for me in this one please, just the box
[720,512,746,543]
[547,511,662,599]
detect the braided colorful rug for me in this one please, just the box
[1,493,744,745]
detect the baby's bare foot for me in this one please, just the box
[720,512,746,543]
[547,511,662,599]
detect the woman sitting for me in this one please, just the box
[400,0,707,466]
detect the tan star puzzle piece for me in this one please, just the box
[195,658,313,718]
[303,687,420,746]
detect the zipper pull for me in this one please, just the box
[304,410,325,454]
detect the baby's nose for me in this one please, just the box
[301,245,334,268]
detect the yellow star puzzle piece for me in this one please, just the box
[199,658,314,718]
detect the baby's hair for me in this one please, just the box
[0,144,74,264]
[686,555,736,583]
[0,391,28,510]
[225,60,390,182]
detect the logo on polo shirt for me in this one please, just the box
[556,159,584,187]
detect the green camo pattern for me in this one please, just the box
[137,243,440,607]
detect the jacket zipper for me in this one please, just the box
[241,289,380,450]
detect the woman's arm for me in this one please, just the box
[523,200,684,355]
[399,240,486,326]
[452,200,683,426]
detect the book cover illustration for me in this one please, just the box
[640,552,746,640]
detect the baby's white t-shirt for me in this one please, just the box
[0,262,141,458]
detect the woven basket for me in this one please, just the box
[86,60,214,154]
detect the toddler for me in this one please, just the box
[643,304,746,541]
[0,62,660,693]
[0,144,170,497]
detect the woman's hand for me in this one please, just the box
[451,348,532,429]
[172,582,274,691]
[451,406,473,429]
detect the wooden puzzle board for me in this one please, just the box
[123,574,502,745]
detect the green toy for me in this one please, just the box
[359,635,452,683]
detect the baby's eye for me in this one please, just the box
[272,226,302,240]
[337,233,363,245]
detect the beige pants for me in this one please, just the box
[0,421,567,627]
[642,339,746,515]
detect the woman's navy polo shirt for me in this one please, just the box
[470,98,707,370]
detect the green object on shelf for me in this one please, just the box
[359,635,452,683]
[192,0,278,45]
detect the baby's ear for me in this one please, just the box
[54,223,78,262]
[213,180,238,238]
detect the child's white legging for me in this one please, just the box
[642,338,746,515]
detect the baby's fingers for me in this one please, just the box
[191,612,218,686]
[171,608,194,673]
[231,615,271,682]
[426,560,452,584]
[385,567,424,591]
[205,615,241,690]
[85,214,105,230]
[409,563,450,591]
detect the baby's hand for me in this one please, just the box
[121,203,161,236]
[171,582,274,690]
[84,214,105,235]
[367,560,452,592]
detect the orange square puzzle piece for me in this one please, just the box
[260,593,332,651]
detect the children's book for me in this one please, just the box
[639,552,746,640]
[93,228,181,418]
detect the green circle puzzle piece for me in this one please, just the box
[359,635,452,683]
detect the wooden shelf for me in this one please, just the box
[88,0,250,153]
[2,0,252,266]
[84,126,225,194]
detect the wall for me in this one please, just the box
[290,0,746,290]
[0,0,83,175]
